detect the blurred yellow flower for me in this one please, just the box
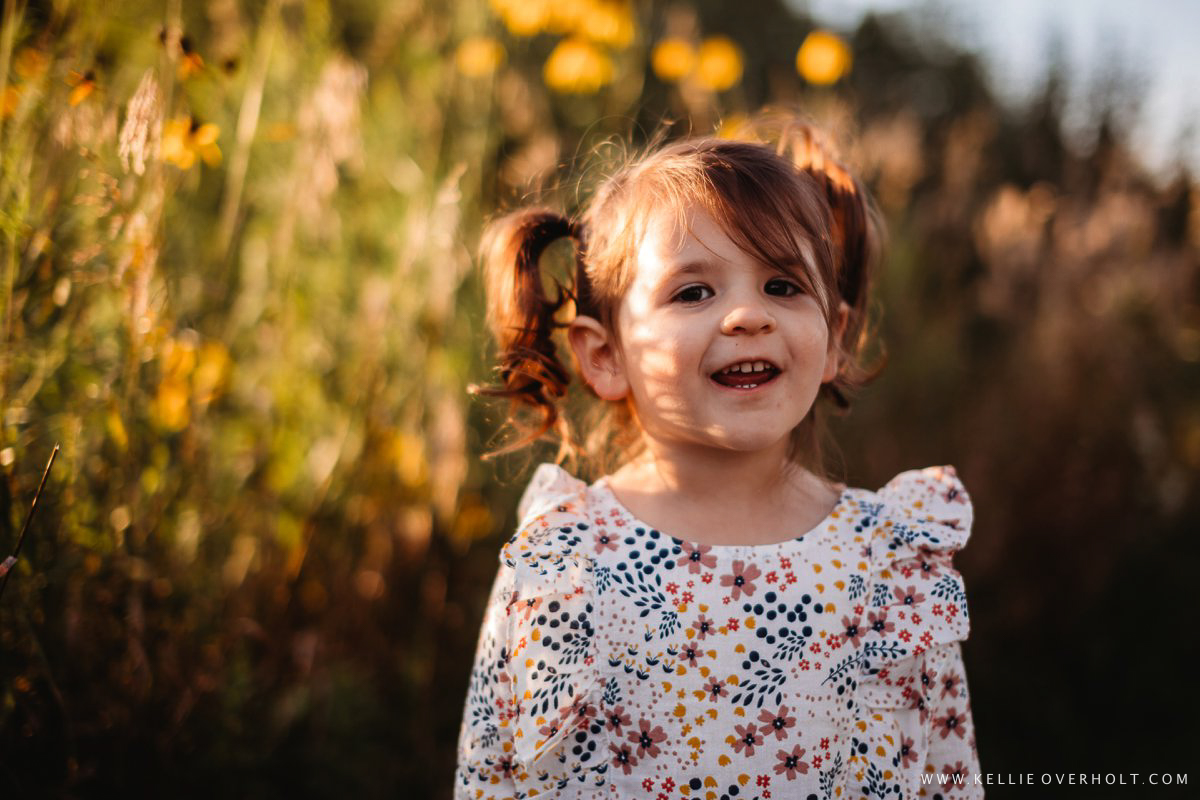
[1,86,19,118]
[651,38,695,83]
[491,0,552,36]
[154,378,191,431]
[455,35,506,78]
[543,37,614,93]
[583,1,634,48]
[67,70,97,107]
[162,337,197,380]
[14,48,48,79]
[161,116,222,169]
[716,112,750,139]
[796,30,852,85]
[694,36,743,92]
[179,36,205,80]
[193,342,231,406]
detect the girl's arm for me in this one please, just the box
[453,561,519,799]
[922,641,982,793]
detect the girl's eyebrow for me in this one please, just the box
[661,261,710,282]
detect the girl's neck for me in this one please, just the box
[604,435,840,547]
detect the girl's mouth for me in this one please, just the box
[711,360,781,390]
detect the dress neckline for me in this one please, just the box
[590,475,854,553]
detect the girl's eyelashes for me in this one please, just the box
[672,280,804,303]
[765,278,804,297]
[672,284,714,303]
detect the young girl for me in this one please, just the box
[454,125,982,799]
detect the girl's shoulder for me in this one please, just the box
[864,464,974,554]
[501,463,595,584]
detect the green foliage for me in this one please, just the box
[1,0,1197,796]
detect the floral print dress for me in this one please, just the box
[454,464,982,799]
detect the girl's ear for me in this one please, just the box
[568,316,629,401]
[822,301,851,383]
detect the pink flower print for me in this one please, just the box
[610,742,639,774]
[680,642,703,667]
[773,745,809,779]
[934,708,968,739]
[593,530,619,554]
[704,677,728,701]
[915,547,943,578]
[628,718,668,758]
[680,541,717,573]
[899,734,919,768]
[538,719,564,742]
[510,594,543,622]
[943,760,971,787]
[941,671,962,699]
[693,614,716,640]
[721,560,761,599]
[866,609,894,636]
[604,704,632,736]
[840,615,866,648]
[893,584,925,606]
[757,705,797,741]
[732,723,763,755]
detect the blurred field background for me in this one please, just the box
[1,0,1197,797]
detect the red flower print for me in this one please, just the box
[900,734,919,768]
[911,612,922,625]
[665,582,679,594]
[732,723,764,755]
[765,570,779,584]
[605,704,632,736]
[662,778,675,792]
[893,585,925,606]
[727,617,740,631]
[941,671,962,698]
[934,708,968,739]
[812,754,823,769]
[784,571,796,584]
[609,742,638,774]
[593,530,619,554]
[693,614,715,639]
[780,557,792,569]
[773,745,809,779]
[704,676,728,701]
[721,560,761,599]
[819,737,830,750]
[680,541,717,573]
[898,629,912,642]
[756,774,770,787]
[642,777,654,791]
[682,590,694,604]
[943,760,971,786]
[840,615,866,648]
[628,718,668,758]
[701,572,713,584]
[757,705,797,740]
[866,609,894,636]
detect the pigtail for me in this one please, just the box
[472,208,582,454]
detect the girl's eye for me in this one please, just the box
[765,278,803,297]
[673,284,713,303]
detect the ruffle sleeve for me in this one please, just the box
[472,463,614,794]
[854,466,983,797]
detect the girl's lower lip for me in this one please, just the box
[709,371,781,392]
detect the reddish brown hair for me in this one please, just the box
[473,126,885,476]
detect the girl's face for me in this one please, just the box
[595,203,843,457]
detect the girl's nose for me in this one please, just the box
[720,298,776,335]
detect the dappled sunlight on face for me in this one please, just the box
[614,204,834,457]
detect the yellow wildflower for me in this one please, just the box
[651,38,695,83]
[543,37,614,94]
[161,116,222,169]
[796,30,852,85]
[67,70,97,107]
[154,378,191,431]
[583,1,634,48]
[179,36,205,80]
[455,35,506,78]
[1,86,19,118]
[492,0,552,36]
[693,36,743,92]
